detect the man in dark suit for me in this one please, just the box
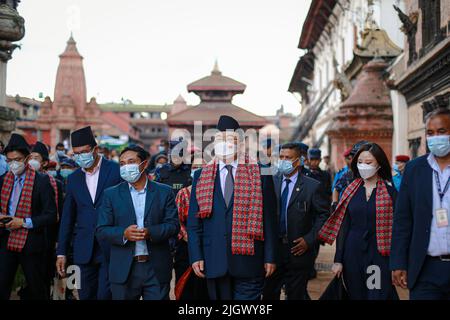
[0,134,57,300]
[188,115,278,300]
[28,141,64,297]
[391,108,450,300]
[97,145,179,300]
[56,126,121,300]
[263,142,330,300]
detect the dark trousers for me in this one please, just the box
[263,241,310,300]
[207,274,264,300]
[0,235,49,300]
[175,240,209,300]
[410,256,450,300]
[77,254,111,300]
[111,260,167,300]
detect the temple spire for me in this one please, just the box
[212,59,221,75]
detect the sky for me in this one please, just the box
[7,0,311,116]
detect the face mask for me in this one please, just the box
[74,151,95,169]
[120,162,144,183]
[47,170,57,177]
[9,160,26,176]
[214,141,236,158]
[191,167,200,179]
[427,135,450,158]
[277,158,298,176]
[158,146,165,153]
[98,153,104,159]
[60,169,74,179]
[393,164,400,172]
[357,163,379,180]
[28,159,41,171]
[300,156,306,167]
[57,150,65,157]
[156,163,164,169]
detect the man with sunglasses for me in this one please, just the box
[56,126,121,300]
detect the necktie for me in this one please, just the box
[280,178,291,236]
[224,165,234,207]
[10,177,23,216]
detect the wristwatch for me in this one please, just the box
[22,218,27,228]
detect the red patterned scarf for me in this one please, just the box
[318,178,393,256]
[1,165,36,252]
[47,174,59,221]
[196,156,264,256]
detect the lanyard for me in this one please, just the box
[434,170,450,207]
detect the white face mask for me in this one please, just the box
[357,163,379,180]
[28,159,41,171]
[9,160,26,176]
[214,141,236,158]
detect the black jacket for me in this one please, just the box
[274,172,330,268]
[0,171,58,254]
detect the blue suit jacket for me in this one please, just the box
[96,180,179,285]
[56,158,121,264]
[187,166,278,279]
[390,154,434,289]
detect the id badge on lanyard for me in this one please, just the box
[434,171,450,228]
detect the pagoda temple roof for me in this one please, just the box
[166,102,268,127]
[187,61,246,93]
[299,0,337,49]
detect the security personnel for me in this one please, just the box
[308,148,332,199]
[293,142,313,179]
[155,139,192,197]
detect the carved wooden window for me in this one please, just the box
[419,0,441,50]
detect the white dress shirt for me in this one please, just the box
[427,154,450,256]
[218,159,238,199]
[82,157,102,203]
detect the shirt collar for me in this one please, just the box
[82,156,102,176]
[219,159,238,171]
[129,176,148,193]
[14,171,25,183]
[283,170,299,184]
[427,153,450,173]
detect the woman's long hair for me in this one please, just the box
[351,142,392,181]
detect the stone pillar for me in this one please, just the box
[390,90,409,160]
[0,2,25,142]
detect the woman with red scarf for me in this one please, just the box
[318,142,399,300]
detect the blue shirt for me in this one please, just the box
[332,166,348,192]
[7,172,33,229]
[392,172,403,192]
[0,155,8,176]
[129,179,149,256]
[427,154,450,256]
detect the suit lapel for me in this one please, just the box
[144,180,156,220]
[120,183,137,224]
[77,169,93,204]
[94,158,111,205]
[420,160,434,222]
[287,172,303,209]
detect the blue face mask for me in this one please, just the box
[74,151,95,169]
[393,164,400,172]
[427,135,450,158]
[277,158,298,176]
[300,156,305,167]
[57,150,65,157]
[60,169,74,179]
[47,170,57,177]
[120,162,144,183]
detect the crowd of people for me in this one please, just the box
[0,108,449,300]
